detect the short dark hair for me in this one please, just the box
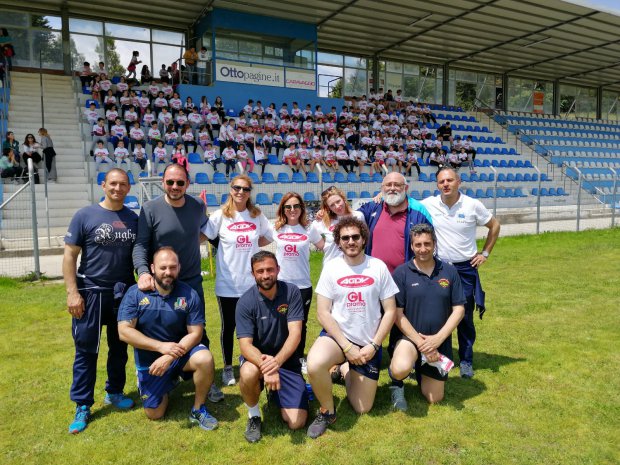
[410,223,437,245]
[163,163,189,180]
[153,246,178,263]
[251,250,278,270]
[104,168,129,184]
[333,216,369,248]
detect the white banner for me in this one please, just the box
[285,69,316,90]
[216,61,283,87]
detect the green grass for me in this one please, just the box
[1,229,619,465]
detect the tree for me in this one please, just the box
[330,77,342,98]
[31,15,62,67]
[96,38,125,76]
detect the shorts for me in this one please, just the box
[137,344,208,409]
[284,157,298,164]
[239,356,308,410]
[398,336,448,382]
[325,160,336,167]
[319,329,381,381]
[375,160,385,165]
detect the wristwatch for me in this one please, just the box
[370,342,380,352]
[481,251,489,258]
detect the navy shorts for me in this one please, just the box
[319,329,382,381]
[240,357,308,410]
[137,344,207,409]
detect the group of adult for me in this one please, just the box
[1,129,56,183]
[63,163,499,442]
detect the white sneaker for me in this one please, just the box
[300,358,308,376]
[222,366,236,386]
[207,383,224,403]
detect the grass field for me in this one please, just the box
[1,228,619,465]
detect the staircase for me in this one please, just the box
[1,72,90,250]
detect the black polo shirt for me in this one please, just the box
[236,280,304,372]
[392,258,466,357]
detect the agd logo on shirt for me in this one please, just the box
[337,275,375,288]
[228,222,257,232]
[278,233,306,242]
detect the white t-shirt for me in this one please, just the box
[309,210,365,264]
[264,223,322,289]
[315,255,399,346]
[203,208,270,297]
[422,194,493,262]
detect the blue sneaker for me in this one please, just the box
[104,392,135,409]
[68,405,90,434]
[189,405,218,431]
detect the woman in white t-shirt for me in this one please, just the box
[264,192,325,363]
[310,186,365,264]
[203,174,270,387]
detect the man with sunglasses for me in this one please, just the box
[133,163,224,402]
[306,216,398,439]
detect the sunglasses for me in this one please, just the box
[322,186,337,196]
[165,180,186,186]
[231,185,252,193]
[283,204,302,211]
[340,234,362,242]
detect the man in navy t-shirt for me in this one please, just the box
[388,223,465,411]
[117,247,218,431]
[236,251,307,443]
[63,168,138,434]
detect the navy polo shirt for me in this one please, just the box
[392,258,466,358]
[117,281,204,369]
[236,280,304,373]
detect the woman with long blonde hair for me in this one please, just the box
[203,174,270,387]
[310,186,365,263]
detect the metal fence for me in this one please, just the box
[0,160,44,278]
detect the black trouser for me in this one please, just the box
[216,296,239,366]
[184,141,198,153]
[338,159,353,173]
[299,287,313,356]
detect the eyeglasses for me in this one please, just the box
[340,234,361,242]
[231,185,252,193]
[165,180,186,186]
[283,204,302,211]
[383,182,405,189]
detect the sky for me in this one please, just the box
[563,0,620,16]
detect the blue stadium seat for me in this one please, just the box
[557,187,567,196]
[272,192,283,204]
[491,160,500,168]
[127,171,136,185]
[213,172,228,184]
[334,172,347,183]
[97,172,106,185]
[541,173,549,181]
[515,173,524,182]
[482,159,491,167]
[221,193,229,203]
[138,171,148,178]
[516,160,524,168]
[505,188,515,198]
[433,189,440,196]
[303,192,316,202]
[422,190,432,199]
[524,160,533,168]
[347,191,357,199]
[488,173,495,182]
[531,188,539,196]
[474,159,482,167]
[524,173,532,181]
[268,154,282,165]
[506,173,515,182]
[532,173,539,182]
[322,172,333,183]
[411,190,422,200]
[466,188,475,197]
[492,148,501,155]
[418,172,429,182]
[497,173,507,182]
[479,173,488,182]
[256,193,271,205]
[461,173,470,182]
[277,173,292,183]
[360,173,372,183]
[205,194,218,206]
[515,188,526,197]
[195,173,210,184]
[292,172,305,183]
[430,173,437,182]
[262,172,276,184]
[372,172,383,183]
[124,196,139,208]
[85,99,99,108]
[507,160,516,167]
[496,188,506,198]
[548,188,557,196]
[540,188,549,196]
[475,189,486,199]
[485,188,495,198]
[188,152,202,164]
[469,173,479,182]
[508,148,517,155]
[360,190,371,199]
[499,160,508,168]
[501,148,510,155]
[347,172,360,183]
[307,172,319,183]
[248,172,261,184]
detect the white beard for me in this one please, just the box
[384,191,406,206]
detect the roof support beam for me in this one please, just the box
[317,0,360,28]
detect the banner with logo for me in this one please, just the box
[285,69,316,90]
[216,61,284,87]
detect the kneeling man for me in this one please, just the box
[389,224,465,410]
[117,247,218,430]
[236,251,307,443]
[306,216,399,439]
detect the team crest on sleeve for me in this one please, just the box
[438,278,450,288]
[174,297,188,310]
[276,304,288,315]
[139,297,150,306]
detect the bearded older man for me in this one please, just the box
[358,172,432,274]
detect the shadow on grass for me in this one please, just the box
[471,351,526,373]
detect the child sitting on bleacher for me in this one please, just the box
[133,142,147,173]
[114,140,131,171]
[203,142,221,172]
[152,140,167,175]
[94,140,113,172]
